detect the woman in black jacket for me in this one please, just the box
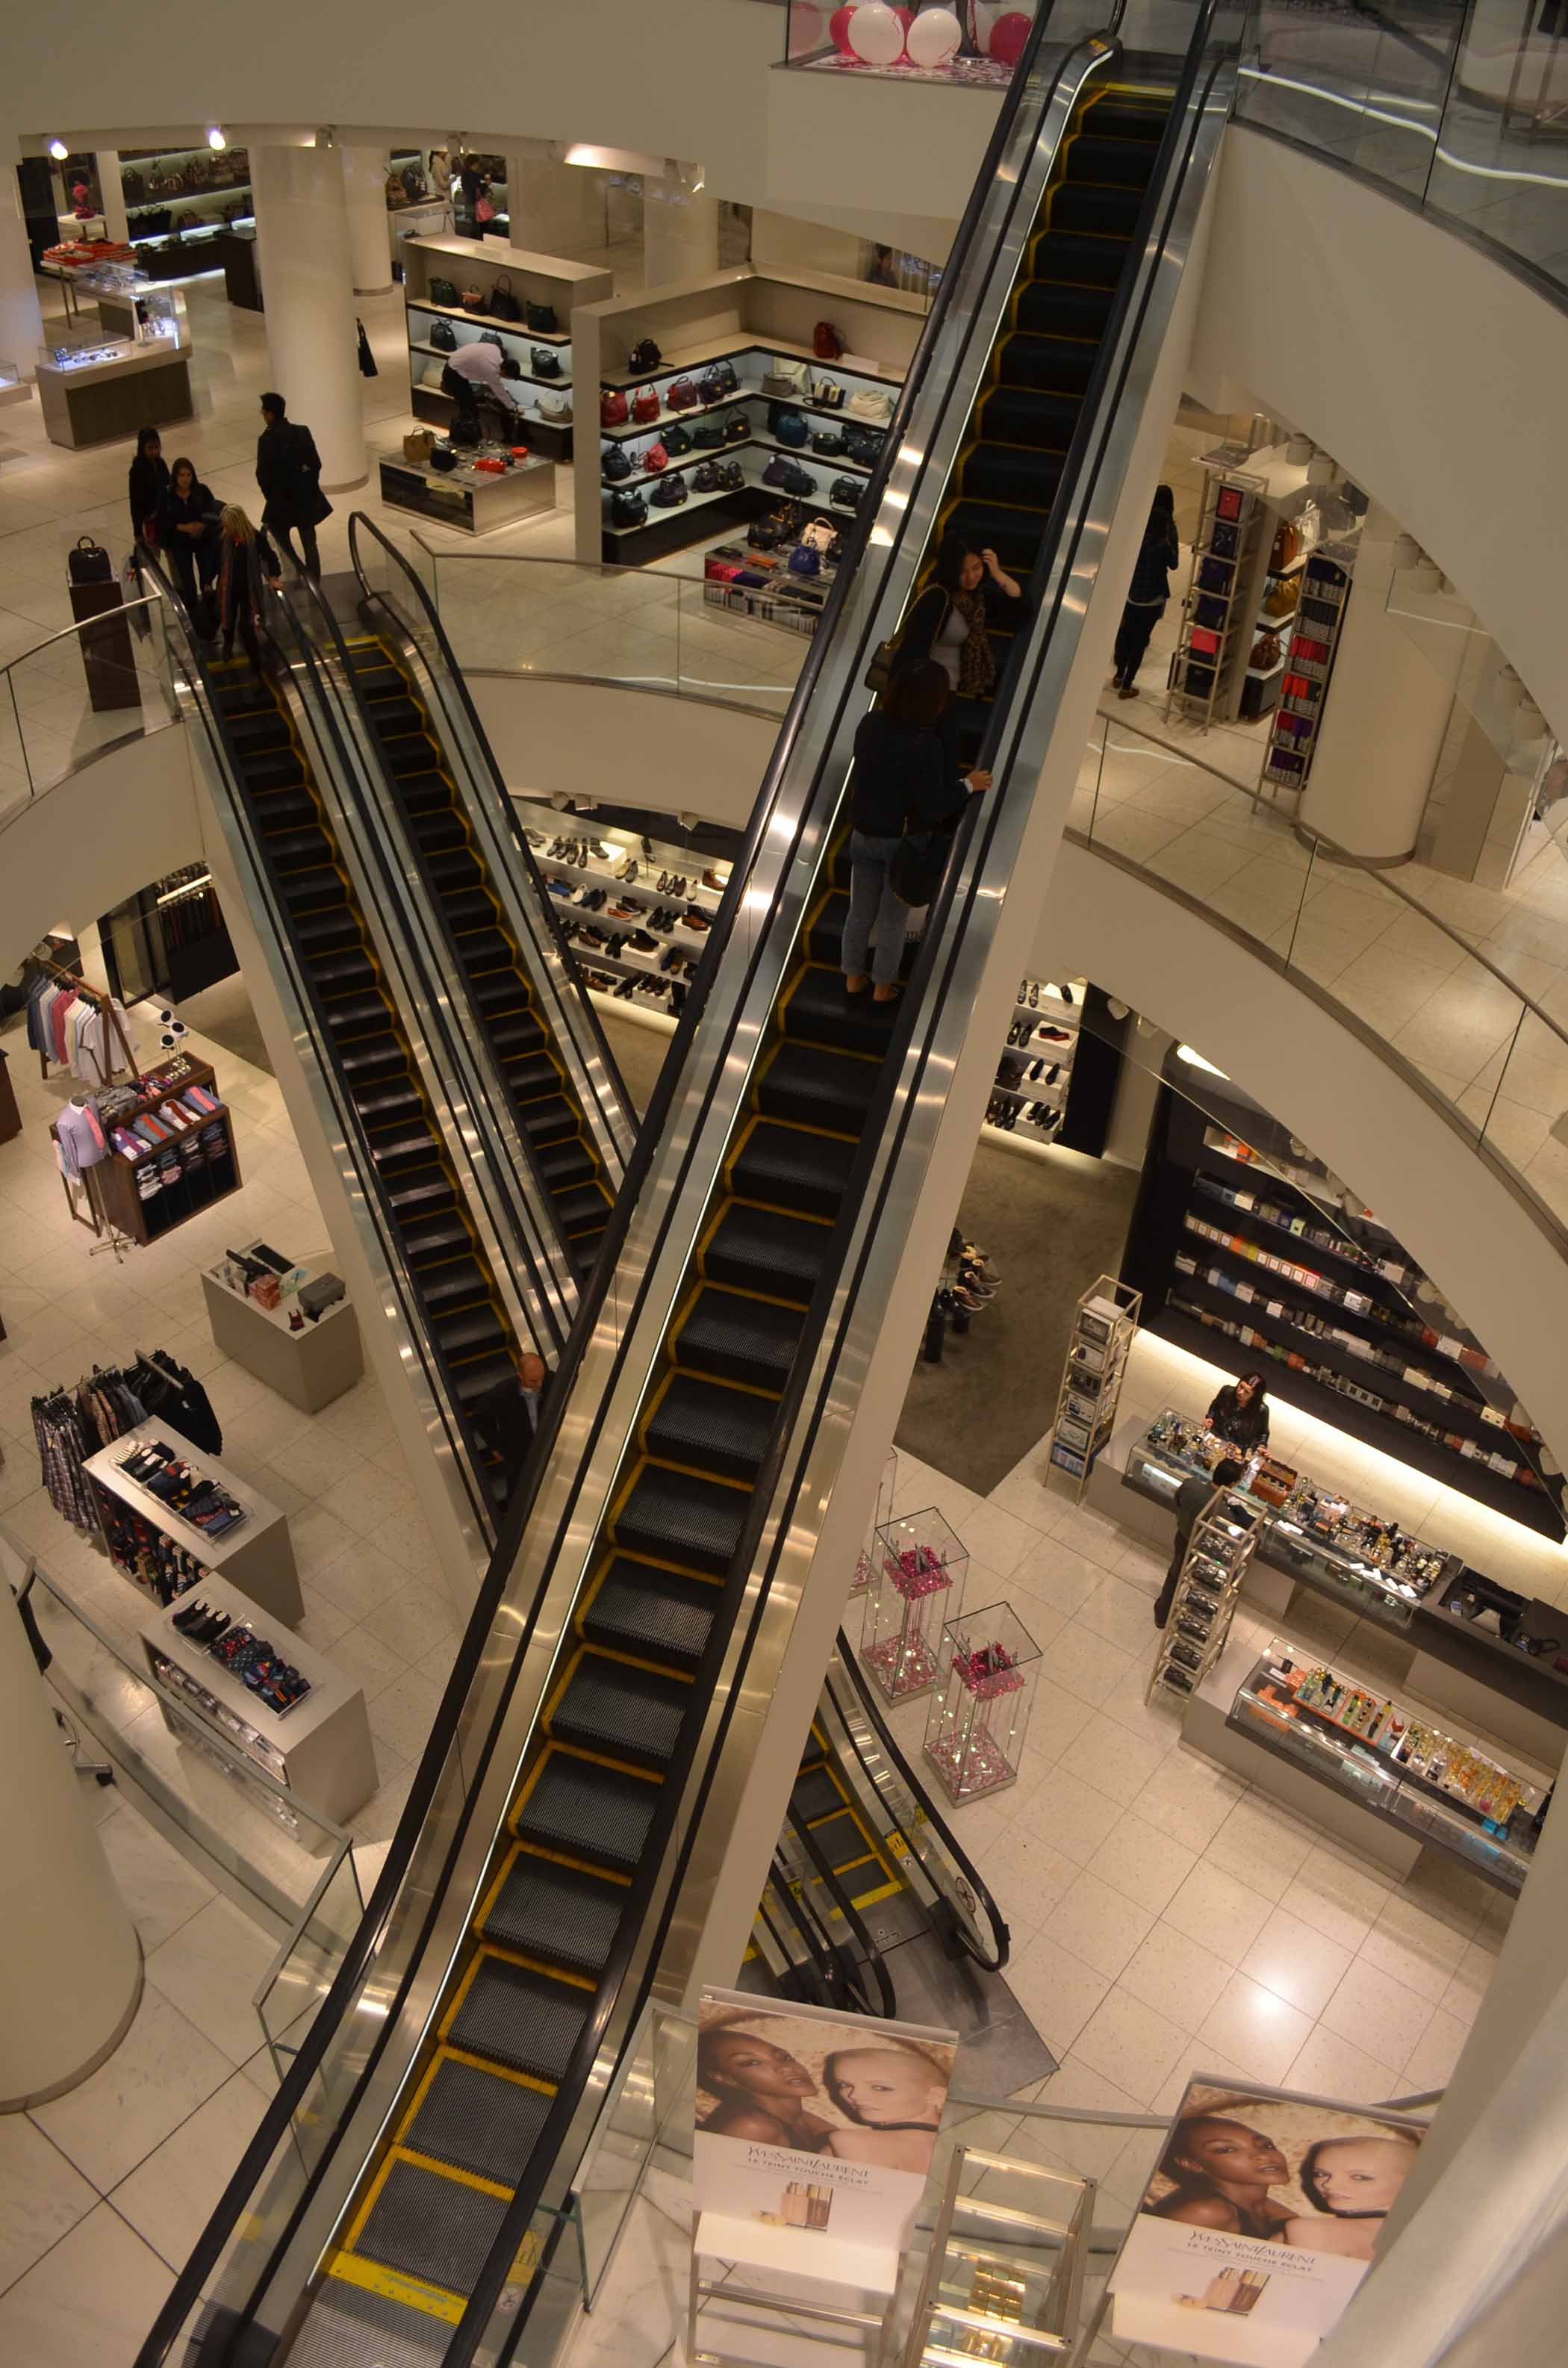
[214,506,283,680]
[157,457,220,622]
[842,662,990,1004]
[1205,1370,1270,1453]
[128,426,170,547]
[1112,484,1179,696]
[895,531,1024,765]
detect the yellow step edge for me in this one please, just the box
[567,1635,697,1688]
[509,1740,663,1834]
[499,1831,636,1889]
[326,2246,469,2325]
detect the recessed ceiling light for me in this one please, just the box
[47,138,69,162]
[208,128,227,151]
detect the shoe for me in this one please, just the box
[1036,1024,1071,1043]
[950,1284,986,1313]
[171,1598,208,1631]
[1016,981,1026,1004]
[1118,685,1139,700]
[657,871,671,892]
[627,928,659,953]
[526,829,547,848]
[681,910,710,932]
[703,868,724,891]
[1028,983,1039,1008]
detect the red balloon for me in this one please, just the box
[893,6,914,45]
[989,9,1031,63]
[830,4,858,50]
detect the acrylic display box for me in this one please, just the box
[923,1603,1042,1805]
[862,1508,968,1701]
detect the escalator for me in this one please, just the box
[137,9,1234,2364]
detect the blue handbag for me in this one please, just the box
[774,410,809,449]
[788,544,820,577]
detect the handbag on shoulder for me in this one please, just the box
[891,829,950,908]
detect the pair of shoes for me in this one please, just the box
[617,857,639,883]
[680,910,710,933]
[1118,685,1139,700]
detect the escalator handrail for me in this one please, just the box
[763,1848,853,2007]
[827,1632,1012,1972]
[780,1806,899,2019]
[344,509,638,1154]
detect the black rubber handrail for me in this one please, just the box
[827,1633,1011,1972]
[345,510,638,1149]
[783,1801,899,2018]
[759,1855,841,2004]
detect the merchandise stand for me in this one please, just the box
[901,2145,1094,2368]
[1261,547,1354,803]
[1146,1485,1265,1705]
[1166,467,1265,728]
[1048,1278,1140,1496]
[30,956,136,1084]
[689,2214,898,2368]
[85,1420,303,1625]
[401,234,612,462]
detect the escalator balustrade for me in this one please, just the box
[788,1718,907,1926]
[206,656,521,1479]
[342,634,615,1276]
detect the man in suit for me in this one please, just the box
[255,391,333,578]
[472,1352,550,1499]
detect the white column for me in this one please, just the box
[340,146,393,296]
[0,1587,141,2106]
[0,167,44,379]
[251,144,367,493]
[642,170,719,288]
[96,152,129,246]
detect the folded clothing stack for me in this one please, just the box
[118,1439,248,1538]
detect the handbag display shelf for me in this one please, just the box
[81,1054,243,1249]
[119,146,254,261]
[703,531,839,639]
[402,234,612,461]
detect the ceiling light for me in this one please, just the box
[47,138,69,162]
[1176,1043,1228,1078]
[207,127,227,151]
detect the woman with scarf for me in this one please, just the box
[894,532,1024,768]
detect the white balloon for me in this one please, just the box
[848,1,906,63]
[907,6,962,64]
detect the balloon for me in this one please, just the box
[989,9,1032,63]
[893,6,915,43]
[848,1,907,63]
[791,0,826,50]
[830,4,858,50]
[906,5,962,65]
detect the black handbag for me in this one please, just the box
[603,444,633,482]
[723,409,750,444]
[830,477,863,512]
[694,462,721,492]
[693,421,726,449]
[1210,521,1239,559]
[479,329,504,349]
[650,473,688,508]
[449,408,481,449]
[500,355,522,381]
[812,430,845,456]
[429,444,458,473]
[627,335,662,373]
[531,347,562,379]
[763,459,815,496]
[428,317,458,352]
[611,487,648,526]
[663,423,693,456]
[68,535,113,584]
[843,424,883,466]
[718,460,745,491]
[429,276,459,306]
[356,319,378,379]
[489,274,523,322]
[891,828,951,907]
[773,411,808,449]
[526,301,559,334]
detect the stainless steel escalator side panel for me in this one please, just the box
[157,599,496,1575]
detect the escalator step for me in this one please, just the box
[311,950,377,995]
[996,332,1102,395]
[704,1200,830,1302]
[569,1228,606,1272]
[613,1462,746,1577]
[323,992,389,1039]
[420,1255,488,1313]
[1029,229,1131,288]
[445,888,499,933]
[353,2157,509,2296]
[791,1766,844,1824]
[225,711,291,754]
[386,736,441,777]
[294,906,362,954]
[538,1146,594,1201]
[582,1557,719,1671]
[279,866,344,912]
[1065,131,1163,186]
[355,1080,425,1128]
[449,1954,591,2083]
[515,1093,578,1147]
[368,1121,435,1173]
[514,1746,659,1872]
[398,777,456,823]
[337,1034,406,1086]
[240,750,308,794]
[753,1040,877,1137]
[400,1211,473,1264]
[1014,278,1118,340]
[805,891,851,967]
[435,1305,508,1360]
[387,1164,457,1219]
[211,679,275,721]
[264,824,335,866]
[1082,99,1170,143]
[457,929,512,973]
[1049,182,1147,238]
[646,1372,775,1484]
[780,964,900,1057]
[491,1007,546,1054]
[473,972,529,1016]
[959,444,1065,512]
[249,786,316,831]
[977,386,1083,450]
[556,1181,612,1230]
[369,695,425,739]
[942,500,1047,574]
[807,1807,875,1877]
[349,661,405,703]
[505,1053,560,1103]
[730,1119,856,1220]
[411,812,468,856]
[549,1653,689,1771]
[673,1284,803,1390]
[404,2054,551,2189]
[426,846,485,893]
[452,1349,521,1404]
[481,1846,626,1972]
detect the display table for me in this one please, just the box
[35,332,193,447]
[202,1246,361,1413]
[140,1575,376,1821]
[86,1422,303,1626]
[378,446,554,536]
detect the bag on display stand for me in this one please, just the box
[429,276,459,306]
[848,385,895,425]
[650,473,688,509]
[627,335,662,373]
[488,273,523,322]
[641,440,670,474]
[813,320,844,359]
[611,487,648,526]
[762,355,809,398]
[603,444,633,482]
[600,387,629,428]
[538,391,572,423]
[631,384,661,423]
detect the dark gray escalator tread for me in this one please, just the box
[482,1850,626,1971]
[706,1200,828,1299]
[550,1655,689,1770]
[405,2054,552,2189]
[791,1765,843,1824]
[448,1954,590,2083]
[515,1751,659,1872]
[556,1182,611,1228]
[584,1559,719,1671]
[353,2157,510,2295]
[783,964,900,1055]
[806,1807,873,1873]
[647,1371,774,1482]
[756,1041,876,1135]
[615,1463,745,1578]
[732,1119,856,1219]
[676,1286,803,1389]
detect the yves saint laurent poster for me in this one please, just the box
[1107,2075,1428,2365]
[692,1990,958,2263]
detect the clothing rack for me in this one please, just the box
[27,955,137,1084]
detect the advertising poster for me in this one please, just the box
[693,1989,958,2275]
[1108,2075,1428,2367]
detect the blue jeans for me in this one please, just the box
[842,831,908,989]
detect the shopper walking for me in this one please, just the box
[128,425,170,547]
[842,662,989,1005]
[214,506,283,681]
[255,392,333,579]
[1112,484,1179,697]
[157,458,220,626]
[1153,1458,1245,1628]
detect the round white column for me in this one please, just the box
[340,146,393,296]
[251,144,367,493]
[643,171,719,288]
[0,171,45,378]
[95,153,130,246]
[0,1588,141,2106]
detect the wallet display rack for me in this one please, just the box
[1049,1276,1140,1494]
[1261,548,1354,801]
[1166,468,1263,729]
[900,2145,1094,2368]
[1148,1484,1265,1705]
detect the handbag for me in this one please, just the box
[532,346,562,378]
[538,392,573,422]
[357,319,378,379]
[663,422,693,456]
[762,356,809,398]
[611,488,648,526]
[68,535,113,584]
[1250,632,1281,671]
[1263,577,1300,618]
[449,410,480,449]
[472,454,505,473]
[1210,521,1239,559]
[650,474,688,509]
[423,358,449,388]
[627,335,662,373]
[705,358,738,399]
[813,320,843,359]
[800,518,836,553]
[428,317,458,352]
[668,376,700,411]
[475,192,497,225]
[500,355,522,380]
[429,444,458,473]
[429,276,459,306]
[843,424,883,466]
[698,367,729,405]
[632,384,660,423]
[1196,556,1233,594]
[812,429,845,456]
[695,463,722,494]
[479,329,504,349]
[724,408,750,444]
[385,170,407,208]
[488,273,523,322]
[1270,518,1301,573]
[830,477,863,512]
[1192,593,1227,633]
[706,554,741,578]
[718,460,745,491]
[788,544,820,577]
[641,440,670,473]
[403,429,436,464]
[527,302,559,334]
[812,375,844,408]
[848,386,894,424]
[122,167,145,203]
[601,387,629,427]
[461,285,485,311]
[891,829,951,907]
[773,411,808,448]
[692,420,726,449]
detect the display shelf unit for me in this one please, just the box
[202,1243,362,1414]
[923,1604,1042,1805]
[87,1058,241,1246]
[703,541,838,639]
[1166,469,1265,728]
[903,2146,1094,2368]
[401,234,611,462]
[1049,1277,1139,1492]
[982,975,1128,1163]
[378,446,555,538]
[1148,1482,1264,1704]
[517,801,731,1023]
[87,1421,302,1626]
[862,1508,968,1702]
[140,1574,375,1821]
[1260,550,1354,802]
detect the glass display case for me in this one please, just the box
[862,1507,967,1700]
[1228,1638,1543,1895]
[924,1603,1041,1804]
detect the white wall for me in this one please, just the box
[0,727,200,975]
[1190,126,1568,751]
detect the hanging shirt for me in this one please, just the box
[77,998,134,1087]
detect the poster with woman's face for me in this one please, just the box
[1109,2075,1428,2367]
[693,1989,958,2269]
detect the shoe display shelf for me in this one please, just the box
[984,972,1081,1152]
[517,797,732,1033]
[1260,548,1354,804]
[922,1603,1042,1806]
[140,1573,376,1823]
[84,1420,303,1625]
[1048,1275,1140,1495]
[861,1508,968,1703]
[1146,1482,1263,1706]
[402,234,614,462]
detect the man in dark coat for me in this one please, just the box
[255,391,333,578]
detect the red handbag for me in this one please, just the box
[814,320,843,359]
[642,440,669,473]
[668,376,699,411]
[600,388,629,428]
[631,384,660,423]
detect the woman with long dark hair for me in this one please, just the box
[1148,2114,1292,2240]
[1112,482,1179,697]
[896,532,1024,759]
[128,426,170,547]
[696,2025,835,2149]
[1205,1370,1271,1453]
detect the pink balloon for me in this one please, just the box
[830,4,858,49]
[989,8,1031,63]
[893,6,914,43]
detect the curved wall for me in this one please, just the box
[0,729,200,978]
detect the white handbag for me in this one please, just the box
[848,385,894,425]
[762,355,810,397]
[538,391,573,422]
[423,358,449,388]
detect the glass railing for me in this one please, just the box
[1074,706,1568,1239]
[1238,0,1568,307]
[0,593,177,821]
